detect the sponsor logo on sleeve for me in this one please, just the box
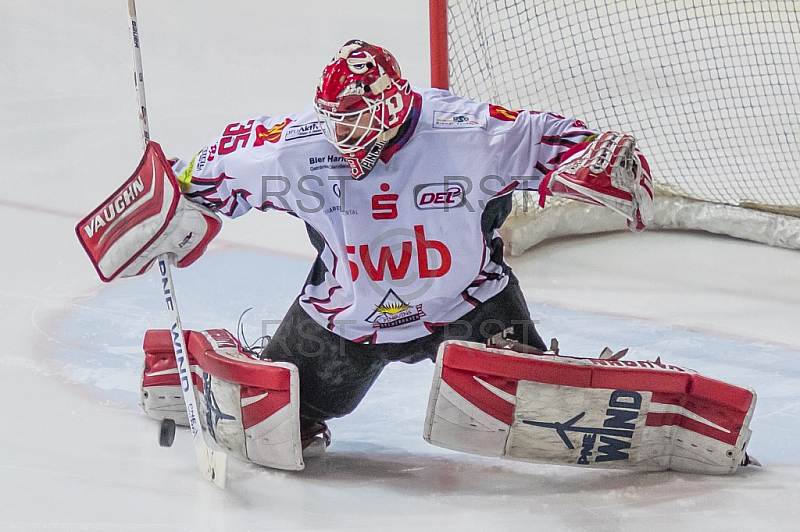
[195,147,209,172]
[285,121,323,141]
[432,111,486,129]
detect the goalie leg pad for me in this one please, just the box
[424,340,756,475]
[142,328,305,470]
[141,329,197,426]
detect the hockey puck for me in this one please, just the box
[159,418,176,447]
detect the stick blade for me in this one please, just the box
[196,444,228,489]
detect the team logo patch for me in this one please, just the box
[414,182,466,210]
[285,121,323,141]
[489,104,522,122]
[254,118,292,145]
[432,111,485,129]
[365,289,426,329]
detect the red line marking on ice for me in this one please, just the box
[0,198,83,220]
[0,197,314,262]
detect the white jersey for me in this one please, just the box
[179,88,596,343]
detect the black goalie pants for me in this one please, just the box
[262,274,545,423]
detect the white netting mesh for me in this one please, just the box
[445,0,800,252]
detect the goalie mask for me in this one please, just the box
[314,40,414,179]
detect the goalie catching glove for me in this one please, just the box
[539,131,654,231]
[75,141,221,282]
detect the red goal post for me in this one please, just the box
[429,0,800,254]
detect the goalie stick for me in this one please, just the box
[127,0,227,488]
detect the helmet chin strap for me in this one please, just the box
[346,120,407,180]
[375,122,402,148]
[352,139,386,179]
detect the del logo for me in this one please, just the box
[365,289,426,329]
[432,111,485,129]
[285,121,322,141]
[522,390,643,465]
[414,182,466,210]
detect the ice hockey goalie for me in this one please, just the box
[424,340,756,475]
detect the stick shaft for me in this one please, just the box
[126,0,226,488]
[157,257,204,445]
[156,257,227,488]
[127,0,150,148]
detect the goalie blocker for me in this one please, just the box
[75,141,221,282]
[424,340,756,475]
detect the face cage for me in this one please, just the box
[316,96,389,157]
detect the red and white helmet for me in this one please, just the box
[315,40,414,179]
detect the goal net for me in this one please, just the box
[430,0,800,254]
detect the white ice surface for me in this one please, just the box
[2,1,799,530]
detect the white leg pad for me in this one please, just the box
[424,340,756,475]
[142,329,305,471]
